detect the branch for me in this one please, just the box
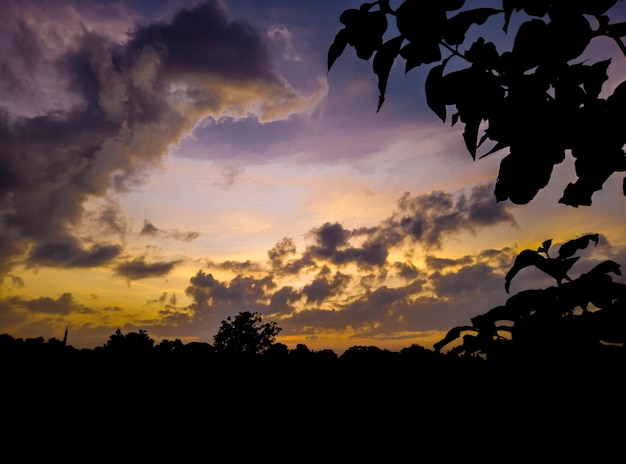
[439,41,466,60]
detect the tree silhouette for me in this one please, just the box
[328,0,626,206]
[433,233,625,362]
[213,311,282,355]
[103,328,155,354]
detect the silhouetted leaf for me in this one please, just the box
[400,41,442,72]
[328,29,349,71]
[444,8,502,45]
[465,38,500,68]
[538,239,552,254]
[502,0,523,32]
[340,8,388,60]
[545,14,592,63]
[340,8,360,26]
[444,0,466,11]
[512,19,548,70]
[425,59,451,122]
[373,36,404,112]
[495,149,556,204]
[579,0,618,16]
[607,21,626,37]
[395,1,446,43]
[558,234,599,259]
[463,117,481,159]
[520,0,549,17]
[379,0,393,14]
[359,2,377,12]
[585,60,611,98]
[478,140,508,158]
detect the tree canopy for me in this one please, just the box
[328,0,626,207]
[213,310,282,355]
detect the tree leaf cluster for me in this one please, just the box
[434,233,626,363]
[328,0,626,206]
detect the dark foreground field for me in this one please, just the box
[3,339,625,461]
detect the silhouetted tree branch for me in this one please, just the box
[329,0,626,207]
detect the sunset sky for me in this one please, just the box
[1,0,625,353]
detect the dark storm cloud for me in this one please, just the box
[0,0,318,276]
[114,256,180,281]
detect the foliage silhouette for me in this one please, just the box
[103,327,155,354]
[434,233,625,363]
[328,0,626,206]
[213,310,282,355]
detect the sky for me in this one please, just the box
[1,0,625,353]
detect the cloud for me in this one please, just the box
[302,266,351,304]
[184,270,276,323]
[27,238,122,269]
[140,219,200,243]
[7,292,91,315]
[389,184,517,249]
[114,256,181,281]
[0,0,325,276]
[268,24,301,62]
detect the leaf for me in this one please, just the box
[359,2,377,12]
[512,19,548,71]
[557,234,599,259]
[538,239,552,254]
[379,0,394,14]
[502,0,523,33]
[478,140,508,159]
[400,41,442,73]
[444,0,466,12]
[463,117,481,159]
[607,21,626,38]
[425,58,451,122]
[443,8,503,45]
[373,35,404,112]
[328,28,349,71]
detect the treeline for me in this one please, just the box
[0,329,461,368]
